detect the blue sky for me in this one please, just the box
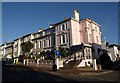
[2,2,118,44]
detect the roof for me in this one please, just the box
[22,33,32,38]
[35,27,55,35]
[14,33,32,41]
[80,18,101,27]
[70,45,83,51]
[53,18,71,26]
[5,45,13,49]
[109,44,118,48]
[14,38,19,41]
[0,44,4,47]
[32,32,54,41]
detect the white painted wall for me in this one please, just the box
[108,46,118,61]
[70,19,81,46]
[77,60,86,67]
[77,59,92,67]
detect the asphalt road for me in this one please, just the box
[2,65,79,82]
[2,64,119,82]
[27,63,119,81]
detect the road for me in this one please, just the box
[27,63,119,81]
[2,63,119,82]
[2,65,80,82]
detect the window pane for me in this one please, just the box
[53,38,55,46]
[59,36,61,44]
[39,41,42,48]
[66,34,68,43]
[37,42,39,48]
[66,23,67,29]
[34,43,36,49]
[48,39,50,47]
[63,35,65,43]
[62,24,65,30]
[43,40,45,47]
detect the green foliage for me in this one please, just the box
[117,45,120,50]
[23,55,28,59]
[36,55,41,59]
[99,52,113,69]
[59,46,67,57]
[21,40,34,56]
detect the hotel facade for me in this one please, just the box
[1,10,102,67]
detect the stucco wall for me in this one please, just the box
[70,19,81,46]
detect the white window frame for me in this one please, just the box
[34,42,36,49]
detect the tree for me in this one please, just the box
[21,40,34,59]
[59,46,67,58]
[99,52,113,70]
[117,45,120,50]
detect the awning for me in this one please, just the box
[70,44,84,52]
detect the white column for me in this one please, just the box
[61,35,63,44]
[34,42,36,49]
[16,58,18,63]
[67,33,69,43]
[26,59,29,65]
[93,59,98,70]
[84,48,86,59]
[37,59,40,67]
[18,39,21,56]
[56,58,59,69]
[65,34,67,43]
[23,59,26,65]
[14,59,16,64]
[38,41,40,48]
[3,44,6,58]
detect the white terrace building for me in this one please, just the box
[13,33,34,58]
[0,42,13,59]
[1,9,102,68]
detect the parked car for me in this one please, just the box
[2,59,13,66]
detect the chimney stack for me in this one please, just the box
[73,9,79,21]
[63,17,67,20]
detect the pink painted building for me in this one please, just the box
[55,10,101,47]
[53,9,102,67]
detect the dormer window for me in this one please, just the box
[58,23,68,32]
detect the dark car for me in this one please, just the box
[2,59,13,66]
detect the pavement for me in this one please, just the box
[13,63,119,81]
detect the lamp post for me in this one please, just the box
[55,47,60,69]
[52,47,60,71]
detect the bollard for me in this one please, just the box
[37,59,40,67]
[93,59,98,70]
[14,59,16,64]
[56,58,59,69]
[23,59,26,65]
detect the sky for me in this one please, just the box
[2,2,118,45]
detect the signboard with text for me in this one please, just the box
[56,50,60,56]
